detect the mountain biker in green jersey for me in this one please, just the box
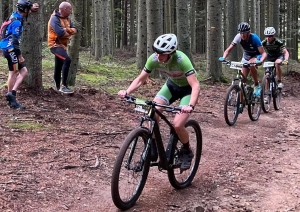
[118,33,200,170]
[262,27,289,89]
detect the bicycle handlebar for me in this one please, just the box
[124,95,182,112]
[220,59,260,67]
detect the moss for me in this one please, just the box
[6,122,43,130]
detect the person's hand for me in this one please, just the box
[118,90,127,98]
[30,3,39,12]
[181,105,194,113]
[282,60,288,65]
[218,57,225,61]
[18,55,25,63]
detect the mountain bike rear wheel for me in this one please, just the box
[273,84,282,110]
[111,127,151,210]
[224,84,240,126]
[261,74,272,113]
[167,119,202,189]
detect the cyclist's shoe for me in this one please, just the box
[6,92,14,106]
[6,93,25,109]
[59,86,74,94]
[150,139,158,162]
[253,85,261,97]
[264,97,269,104]
[178,147,194,171]
[239,103,244,114]
[12,101,26,109]
[278,82,283,89]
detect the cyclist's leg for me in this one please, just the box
[172,95,190,144]
[154,82,173,122]
[175,95,194,170]
[247,56,259,85]
[4,50,27,92]
[275,55,284,82]
[241,57,250,102]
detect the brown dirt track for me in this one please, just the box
[0,74,300,212]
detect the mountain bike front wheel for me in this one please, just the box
[273,84,282,110]
[224,84,240,126]
[248,89,261,121]
[111,127,151,210]
[167,119,202,189]
[261,74,272,113]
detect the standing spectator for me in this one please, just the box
[0,0,39,109]
[47,1,77,94]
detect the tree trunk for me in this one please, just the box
[94,0,102,60]
[176,0,193,64]
[225,0,238,61]
[146,0,163,78]
[207,0,222,81]
[101,0,110,56]
[67,0,83,86]
[136,0,147,70]
[21,0,43,90]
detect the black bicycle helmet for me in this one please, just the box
[16,0,33,12]
[238,22,250,33]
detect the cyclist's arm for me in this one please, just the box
[222,44,235,58]
[11,20,22,55]
[283,48,289,60]
[186,73,200,107]
[125,69,149,94]
[258,46,267,62]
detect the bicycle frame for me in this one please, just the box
[227,61,254,106]
[127,96,181,170]
[263,62,277,96]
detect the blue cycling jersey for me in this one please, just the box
[0,12,23,51]
[231,33,262,59]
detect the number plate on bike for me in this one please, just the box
[134,105,149,114]
[263,62,274,67]
[230,62,243,70]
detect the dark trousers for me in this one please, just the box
[50,47,71,89]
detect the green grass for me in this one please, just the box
[6,121,43,130]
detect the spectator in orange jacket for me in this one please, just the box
[47,1,77,94]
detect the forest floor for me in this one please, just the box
[0,58,300,212]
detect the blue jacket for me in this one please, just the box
[0,12,23,54]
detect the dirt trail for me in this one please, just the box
[0,79,299,212]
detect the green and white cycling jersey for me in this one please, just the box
[143,50,197,87]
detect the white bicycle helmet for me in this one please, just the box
[264,27,276,36]
[152,34,177,54]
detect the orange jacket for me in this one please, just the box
[47,10,77,50]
